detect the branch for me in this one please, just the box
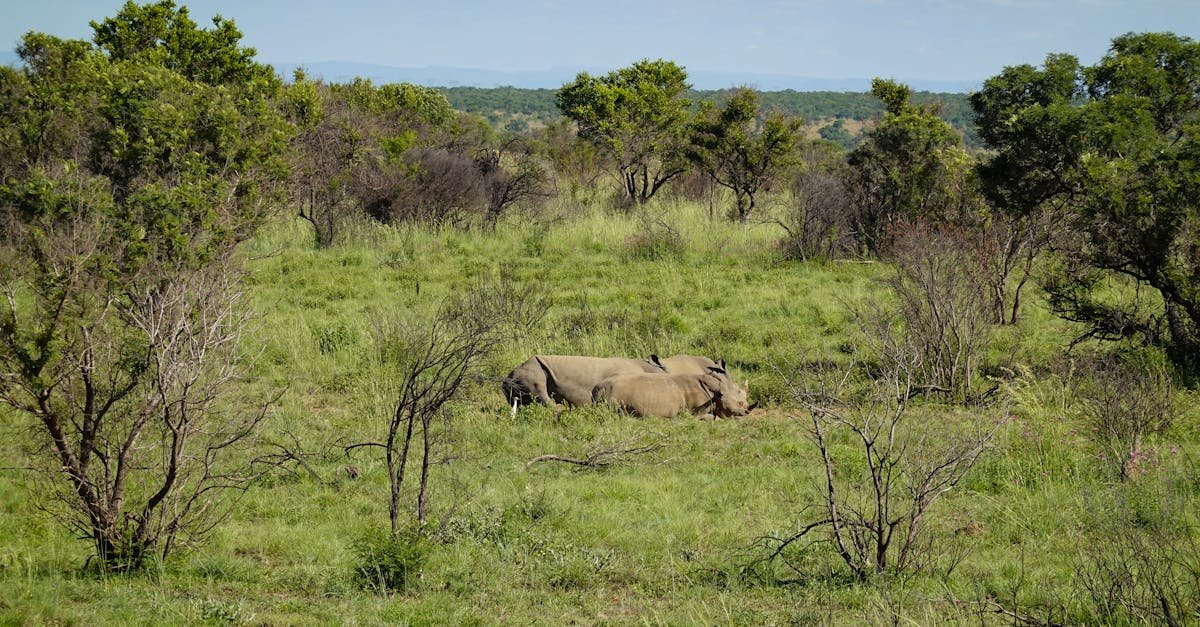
[524,437,667,471]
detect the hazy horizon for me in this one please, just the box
[2,1,1196,91]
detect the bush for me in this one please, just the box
[872,220,994,401]
[776,166,856,261]
[1078,350,1178,480]
[351,526,429,593]
[623,217,687,261]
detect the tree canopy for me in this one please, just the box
[688,87,804,221]
[973,32,1200,368]
[556,59,692,205]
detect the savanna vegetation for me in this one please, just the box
[2,2,1200,624]
[440,86,981,150]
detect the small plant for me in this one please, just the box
[195,597,256,625]
[352,526,429,594]
[624,216,687,261]
[314,322,356,354]
[1079,350,1177,480]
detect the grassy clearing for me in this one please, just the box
[2,196,1198,624]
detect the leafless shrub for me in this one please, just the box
[475,139,554,228]
[775,167,857,261]
[665,168,717,205]
[749,359,1000,582]
[0,235,272,570]
[454,268,552,349]
[866,220,994,402]
[358,148,488,227]
[1075,475,1200,626]
[624,213,688,261]
[1077,351,1178,481]
[977,207,1061,325]
[530,119,607,191]
[288,94,370,247]
[349,281,532,535]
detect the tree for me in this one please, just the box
[973,32,1200,367]
[90,0,276,87]
[688,87,803,222]
[475,136,552,228]
[848,79,978,253]
[0,4,285,570]
[556,59,691,206]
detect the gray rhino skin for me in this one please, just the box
[662,354,757,412]
[591,370,751,418]
[503,355,665,408]
[661,354,726,375]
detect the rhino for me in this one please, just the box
[502,354,666,410]
[591,368,751,418]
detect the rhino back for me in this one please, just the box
[535,355,660,406]
[662,354,720,375]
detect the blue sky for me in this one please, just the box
[2,0,1196,84]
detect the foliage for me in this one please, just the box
[556,59,692,206]
[352,525,429,593]
[973,33,1200,369]
[283,74,499,238]
[848,78,981,253]
[90,0,277,88]
[688,88,804,222]
[440,86,981,149]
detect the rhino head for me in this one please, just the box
[700,367,751,417]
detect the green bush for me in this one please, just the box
[351,527,428,593]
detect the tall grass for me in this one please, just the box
[2,196,1198,624]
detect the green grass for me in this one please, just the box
[2,196,1199,624]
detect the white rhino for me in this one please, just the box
[502,354,665,409]
[591,369,751,418]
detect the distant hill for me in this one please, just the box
[270,60,979,93]
[1,50,979,148]
[5,50,979,92]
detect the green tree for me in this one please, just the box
[0,3,286,570]
[90,0,275,87]
[973,32,1200,366]
[688,87,803,222]
[556,59,691,206]
[848,79,976,252]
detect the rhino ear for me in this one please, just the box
[699,373,722,394]
[717,358,727,370]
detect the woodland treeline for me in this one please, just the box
[2,4,1199,614]
[439,85,981,148]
